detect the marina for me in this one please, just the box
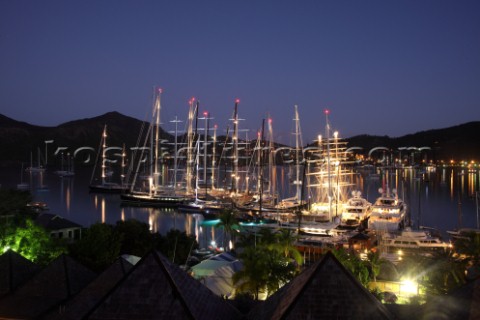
[2,161,479,250]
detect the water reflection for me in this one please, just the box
[1,164,479,246]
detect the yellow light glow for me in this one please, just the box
[401,279,418,295]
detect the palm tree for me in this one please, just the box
[401,248,466,296]
[233,244,297,300]
[215,208,239,250]
[232,246,270,300]
[270,228,303,266]
[366,250,386,282]
[455,231,480,268]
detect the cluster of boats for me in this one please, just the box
[82,89,416,236]
[19,88,456,262]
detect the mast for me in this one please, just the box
[325,109,332,221]
[186,98,196,195]
[259,118,265,216]
[233,99,239,194]
[211,124,218,191]
[153,88,162,196]
[293,105,303,201]
[200,111,210,192]
[169,116,182,193]
[101,125,107,185]
[121,143,126,187]
[267,116,274,196]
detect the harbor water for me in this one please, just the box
[1,164,479,247]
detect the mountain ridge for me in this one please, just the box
[0,112,478,165]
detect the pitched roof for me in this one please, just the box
[43,257,133,320]
[35,213,82,230]
[0,250,40,297]
[248,251,394,320]
[0,254,97,319]
[85,250,242,320]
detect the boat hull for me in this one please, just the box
[120,192,191,207]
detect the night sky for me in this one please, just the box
[1,1,479,146]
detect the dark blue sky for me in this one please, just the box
[1,0,479,145]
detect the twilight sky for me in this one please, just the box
[1,0,479,146]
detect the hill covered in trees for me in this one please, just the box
[0,112,479,165]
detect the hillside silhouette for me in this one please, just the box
[0,112,479,165]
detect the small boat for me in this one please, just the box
[178,199,227,215]
[26,148,46,173]
[26,201,49,211]
[17,163,29,190]
[54,152,75,177]
[447,228,480,241]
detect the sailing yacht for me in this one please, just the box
[293,110,354,234]
[54,152,75,177]
[120,88,191,206]
[275,105,307,212]
[17,163,30,190]
[26,148,45,173]
[89,125,128,193]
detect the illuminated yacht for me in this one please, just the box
[368,187,407,232]
[339,191,371,229]
[380,227,449,253]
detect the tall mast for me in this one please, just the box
[153,88,162,195]
[293,105,303,201]
[233,99,239,193]
[186,98,196,195]
[259,118,265,216]
[170,116,182,193]
[211,124,218,191]
[325,109,332,221]
[267,116,274,196]
[101,125,108,185]
[201,111,209,190]
[121,143,126,187]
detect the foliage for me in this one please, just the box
[454,231,480,267]
[0,219,67,265]
[365,250,386,282]
[233,227,301,299]
[0,189,34,224]
[115,219,155,257]
[155,229,198,265]
[215,209,240,249]
[233,245,296,300]
[269,228,303,266]
[331,248,370,286]
[369,286,383,301]
[397,249,466,297]
[68,222,123,272]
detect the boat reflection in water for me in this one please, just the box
[4,159,480,249]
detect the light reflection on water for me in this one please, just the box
[1,164,479,244]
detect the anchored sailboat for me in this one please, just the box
[54,152,75,177]
[89,125,128,193]
[121,88,190,206]
[26,148,46,173]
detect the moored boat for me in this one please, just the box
[368,187,407,232]
[379,227,450,254]
[89,125,129,193]
[339,191,371,229]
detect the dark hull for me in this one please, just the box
[120,192,190,207]
[89,184,129,194]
